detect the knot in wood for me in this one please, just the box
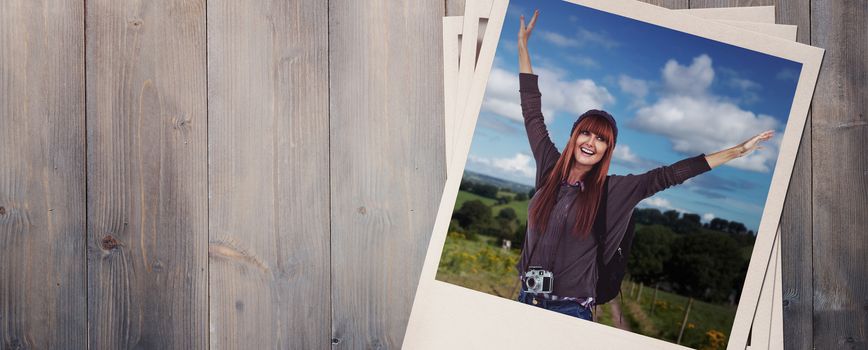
[101,235,119,250]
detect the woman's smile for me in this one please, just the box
[573,130,608,165]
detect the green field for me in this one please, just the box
[454,190,530,224]
[436,233,521,299]
[620,281,735,349]
[454,190,497,208]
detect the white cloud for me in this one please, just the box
[630,54,782,173]
[702,213,716,223]
[613,144,641,164]
[662,54,715,95]
[537,28,619,49]
[480,67,523,123]
[539,30,580,48]
[577,28,619,49]
[534,66,615,122]
[501,39,518,53]
[639,196,687,214]
[612,144,660,170]
[719,67,762,104]
[566,55,599,69]
[728,77,761,90]
[468,153,536,179]
[481,64,614,124]
[618,74,649,106]
[775,68,798,81]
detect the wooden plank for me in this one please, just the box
[690,0,773,8]
[86,1,208,348]
[773,1,815,348]
[640,0,689,8]
[810,0,868,348]
[329,0,446,347]
[779,103,815,349]
[0,0,86,348]
[208,0,331,348]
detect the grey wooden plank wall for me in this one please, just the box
[1,0,87,349]
[85,0,209,348]
[329,0,446,347]
[208,0,330,349]
[0,0,864,349]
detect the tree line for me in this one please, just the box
[450,190,756,304]
[632,208,753,236]
[450,199,527,248]
[459,180,529,202]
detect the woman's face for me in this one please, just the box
[572,130,609,166]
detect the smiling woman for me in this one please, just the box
[512,9,775,322]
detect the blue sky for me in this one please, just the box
[465,0,803,233]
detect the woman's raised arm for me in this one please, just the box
[517,10,560,189]
[704,130,775,168]
[612,129,776,207]
[518,10,538,74]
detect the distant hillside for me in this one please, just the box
[462,170,534,194]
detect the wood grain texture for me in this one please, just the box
[0,1,86,348]
[640,0,689,9]
[689,0,773,8]
[773,1,815,348]
[329,0,446,348]
[86,1,208,348]
[810,0,868,348]
[208,0,331,348]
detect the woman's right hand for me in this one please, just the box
[518,10,539,49]
[518,10,539,74]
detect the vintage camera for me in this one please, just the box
[523,266,553,294]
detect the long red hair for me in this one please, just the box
[528,114,616,238]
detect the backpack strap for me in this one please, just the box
[592,177,609,265]
[592,176,621,322]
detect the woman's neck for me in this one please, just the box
[566,163,592,184]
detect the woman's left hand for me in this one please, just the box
[735,130,775,157]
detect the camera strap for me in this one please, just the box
[513,188,569,295]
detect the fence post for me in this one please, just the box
[677,297,694,344]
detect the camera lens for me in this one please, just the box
[526,278,536,288]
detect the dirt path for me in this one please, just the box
[608,300,632,332]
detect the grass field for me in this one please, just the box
[620,281,735,349]
[454,190,530,224]
[492,200,529,224]
[436,233,521,299]
[454,190,497,208]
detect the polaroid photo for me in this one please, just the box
[441,12,796,349]
[449,0,495,171]
[410,0,822,348]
